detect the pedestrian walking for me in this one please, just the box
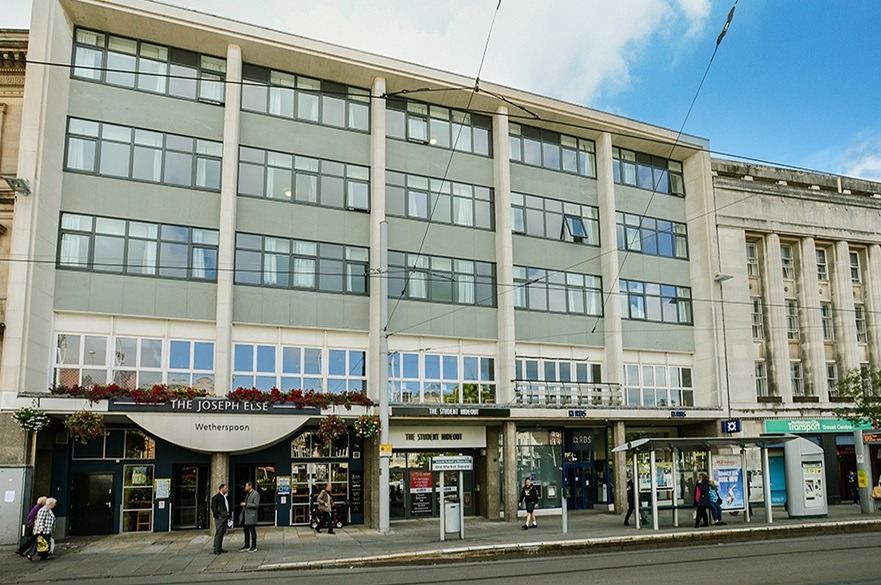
[16,496,46,557]
[847,470,859,504]
[518,477,539,529]
[211,483,232,554]
[315,483,335,534]
[238,482,260,552]
[693,474,710,528]
[27,497,56,561]
[624,478,636,526]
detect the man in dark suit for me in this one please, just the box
[211,483,232,554]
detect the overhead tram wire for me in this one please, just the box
[587,0,738,335]
[16,35,865,181]
[382,0,504,330]
[387,1,742,338]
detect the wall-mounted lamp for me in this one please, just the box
[2,176,31,196]
[714,273,734,283]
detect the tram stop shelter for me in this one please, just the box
[612,434,799,531]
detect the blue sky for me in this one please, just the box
[2,0,879,180]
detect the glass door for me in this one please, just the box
[564,463,595,510]
[172,465,208,529]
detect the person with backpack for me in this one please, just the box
[708,480,726,525]
[518,477,539,529]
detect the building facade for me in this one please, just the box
[714,159,881,503]
[1,0,732,537]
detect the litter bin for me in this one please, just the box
[444,501,460,533]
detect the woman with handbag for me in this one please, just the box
[27,497,56,561]
[16,496,46,557]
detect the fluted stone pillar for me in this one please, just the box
[798,238,826,397]
[763,234,792,400]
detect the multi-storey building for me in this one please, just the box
[714,159,881,503]
[0,0,728,536]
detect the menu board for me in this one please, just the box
[409,471,433,517]
[350,472,363,513]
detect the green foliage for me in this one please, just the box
[833,368,881,428]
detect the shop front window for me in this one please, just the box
[122,464,154,532]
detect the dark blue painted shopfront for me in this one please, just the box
[51,425,364,535]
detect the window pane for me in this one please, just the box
[164,151,193,186]
[132,146,162,182]
[67,137,97,171]
[159,242,188,278]
[169,340,190,369]
[322,95,346,127]
[99,141,131,177]
[60,234,91,268]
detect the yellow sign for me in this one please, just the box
[379,444,393,457]
[858,470,868,488]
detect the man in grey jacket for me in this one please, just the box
[238,482,260,552]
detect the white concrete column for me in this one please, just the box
[762,233,791,400]
[832,240,860,373]
[0,0,71,398]
[865,245,881,370]
[797,237,826,398]
[367,77,387,405]
[213,44,242,396]
[596,133,622,385]
[492,107,515,403]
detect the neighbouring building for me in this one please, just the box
[714,159,881,504]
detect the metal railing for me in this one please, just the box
[514,381,623,408]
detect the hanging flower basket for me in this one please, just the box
[64,410,107,445]
[317,414,348,445]
[12,403,49,433]
[353,414,381,438]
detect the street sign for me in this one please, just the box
[431,455,473,471]
[379,444,393,457]
[722,419,742,434]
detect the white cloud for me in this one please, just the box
[171,0,713,107]
[839,133,881,181]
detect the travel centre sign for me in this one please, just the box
[764,419,873,434]
[109,398,319,454]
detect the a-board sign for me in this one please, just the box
[431,455,473,471]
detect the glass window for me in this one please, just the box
[613,147,684,196]
[509,123,594,177]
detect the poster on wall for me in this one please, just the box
[350,472,363,514]
[409,471,433,517]
[154,478,171,499]
[711,455,745,511]
[637,461,673,496]
[276,476,291,496]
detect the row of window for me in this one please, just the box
[513,267,603,316]
[386,171,493,230]
[619,280,693,324]
[232,344,366,393]
[66,118,223,190]
[612,147,685,196]
[234,233,369,294]
[241,64,370,132]
[387,251,496,307]
[753,360,868,399]
[69,29,690,195]
[751,296,867,344]
[746,241,863,283]
[238,146,370,210]
[387,98,491,156]
[616,212,688,259]
[509,123,596,178]
[511,192,599,245]
[624,364,694,407]
[515,359,602,384]
[73,29,226,103]
[58,213,218,280]
[389,353,496,404]
[54,333,215,390]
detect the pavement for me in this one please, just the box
[2,504,880,582]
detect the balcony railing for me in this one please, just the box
[514,381,623,408]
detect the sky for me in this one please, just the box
[1,0,880,181]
